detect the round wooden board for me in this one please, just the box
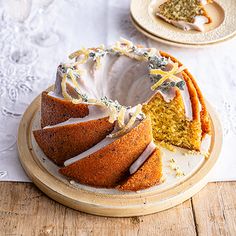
[18,90,222,217]
[130,14,236,48]
[130,0,236,45]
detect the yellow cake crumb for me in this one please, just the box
[142,91,202,151]
[168,158,185,177]
[158,141,176,152]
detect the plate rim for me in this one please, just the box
[17,88,223,217]
[130,0,236,45]
[130,14,236,48]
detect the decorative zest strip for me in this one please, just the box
[117,107,126,128]
[61,74,73,100]
[69,47,89,64]
[150,63,186,91]
[68,69,80,91]
[112,38,147,61]
[108,104,142,138]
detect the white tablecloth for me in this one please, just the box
[0,0,236,182]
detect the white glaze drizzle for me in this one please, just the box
[129,141,156,175]
[49,40,195,144]
[64,120,141,166]
[180,83,193,120]
[43,105,109,129]
[158,62,193,119]
[52,48,194,120]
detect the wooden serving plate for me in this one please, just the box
[18,88,222,217]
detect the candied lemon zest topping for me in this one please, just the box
[108,105,118,123]
[117,106,126,128]
[69,45,105,69]
[120,37,134,47]
[69,47,89,63]
[108,104,142,138]
[68,69,80,91]
[113,46,145,61]
[87,98,98,103]
[150,63,185,90]
[61,74,73,100]
[112,38,145,61]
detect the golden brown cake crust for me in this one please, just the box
[41,91,89,128]
[117,149,162,191]
[59,117,153,188]
[160,51,211,137]
[33,117,114,166]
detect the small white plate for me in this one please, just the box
[130,14,236,48]
[130,0,236,45]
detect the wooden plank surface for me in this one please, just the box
[192,182,236,236]
[0,182,235,236]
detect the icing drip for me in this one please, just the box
[64,120,141,166]
[157,87,177,103]
[150,62,193,119]
[64,137,118,166]
[180,83,193,120]
[129,141,156,175]
[43,105,110,129]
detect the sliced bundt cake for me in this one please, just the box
[33,39,211,191]
[60,117,153,188]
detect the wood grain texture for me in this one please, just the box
[1,182,236,236]
[192,182,236,236]
[17,90,222,216]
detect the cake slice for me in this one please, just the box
[41,91,89,128]
[156,0,212,31]
[142,51,211,150]
[33,117,114,166]
[59,117,153,188]
[117,149,162,191]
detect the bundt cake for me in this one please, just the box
[156,0,212,31]
[33,38,211,191]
